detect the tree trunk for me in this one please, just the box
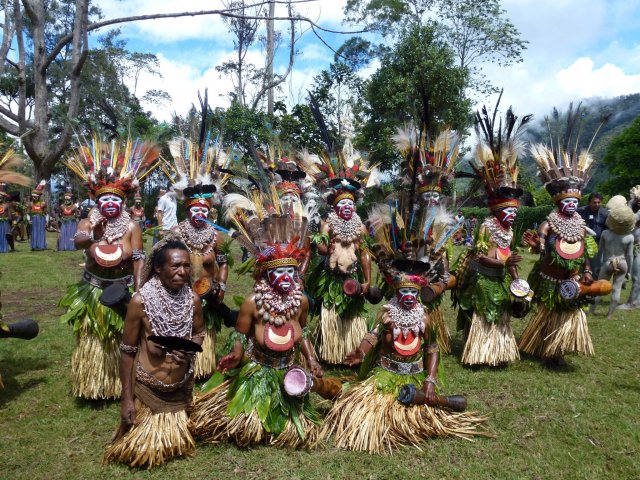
[266,0,275,115]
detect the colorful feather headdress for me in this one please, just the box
[529,102,608,201]
[471,91,532,210]
[64,134,161,198]
[222,190,309,276]
[393,127,461,195]
[164,133,231,209]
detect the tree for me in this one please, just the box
[343,0,527,93]
[600,116,640,196]
[358,25,471,170]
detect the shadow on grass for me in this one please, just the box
[74,397,119,410]
[0,352,48,407]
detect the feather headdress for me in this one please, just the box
[0,148,31,188]
[471,90,532,210]
[64,134,160,198]
[529,102,608,201]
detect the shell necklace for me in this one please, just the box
[140,276,194,338]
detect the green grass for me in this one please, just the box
[1,233,639,479]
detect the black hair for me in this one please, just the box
[588,193,603,202]
[151,240,189,271]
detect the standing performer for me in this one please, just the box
[59,135,160,399]
[57,187,78,251]
[306,149,378,364]
[190,204,336,448]
[0,183,12,253]
[166,134,230,379]
[452,100,531,367]
[104,236,204,468]
[620,185,640,309]
[129,193,146,230]
[520,108,607,366]
[319,225,486,453]
[392,127,461,353]
[29,180,47,251]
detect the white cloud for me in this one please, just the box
[556,58,640,98]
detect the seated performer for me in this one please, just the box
[320,256,486,454]
[104,236,204,468]
[190,208,334,448]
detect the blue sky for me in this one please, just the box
[96,0,640,123]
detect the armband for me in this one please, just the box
[119,342,139,354]
[425,376,438,387]
[218,282,227,292]
[425,343,439,354]
[363,331,378,348]
[192,331,206,339]
[74,231,90,239]
[132,249,146,261]
[215,253,228,264]
[228,330,247,349]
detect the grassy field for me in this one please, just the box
[1,232,639,479]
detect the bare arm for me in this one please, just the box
[315,221,330,255]
[217,296,253,372]
[191,295,205,346]
[422,315,438,403]
[119,294,144,428]
[130,222,144,291]
[298,296,323,377]
[359,225,372,294]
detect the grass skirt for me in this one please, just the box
[71,327,121,399]
[193,327,216,380]
[104,400,195,468]
[461,311,519,366]
[519,304,594,359]
[190,361,320,448]
[317,305,367,364]
[428,306,451,354]
[318,368,488,454]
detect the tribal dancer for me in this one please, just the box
[319,212,487,453]
[190,198,336,448]
[105,236,204,468]
[452,100,531,367]
[129,192,146,230]
[166,134,231,379]
[520,108,608,365]
[57,187,78,251]
[620,186,640,309]
[29,180,47,250]
[0,183,12,253]
[59,135,160,399]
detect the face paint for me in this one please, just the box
[279,192,301,214]
[496,206,518,227]
[188,205,209,227]
[267,266,297,293]
[97,194,123,218]
[558,197,579,216]
[335,198,355,220]
[421,190,440,205]
[396,287,419,310]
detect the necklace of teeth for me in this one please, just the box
[327,210,363,243]
[254,279,302,326]
[383,297,425,340]
[483,216,513,249]
[89,209,131,244]
[177,221,217,255]
[140,276,194,338]
[547,210,585,243]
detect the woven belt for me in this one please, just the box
[246,340,294,370]
[136,362,194,393]
[82,269,134,289]
[469,260,505,278]
[379,355,423,375]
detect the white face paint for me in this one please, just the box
[335,198,355,220]
[267,266,297,293]
[396,287,419,309]
[496,206,518,227]
[421,190,440,205]
[559,197,579,216]
[189,205,210,227]
[97,194,123,218]
[279,192,301,213]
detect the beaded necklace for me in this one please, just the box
[177,220,216,255]
[327,210,363,243]
[254,279,302,326]
[140,276,194,338]
[383,297,426,340]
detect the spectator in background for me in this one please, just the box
[157,186,177,232]
[578,193,608,276]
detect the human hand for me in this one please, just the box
[423,381,436,404]
[360,282,370,296]
[582,271,594,286]
[506,253,523,267]
[344,348,364,367]
[120,398,136,427]
[217,351,242,373]
[522,230,540,250]
[166,349,193,366]
[308,358,324,378]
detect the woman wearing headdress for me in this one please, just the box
[189,196,340,448]
[57,187,78,251]
[318,207,487,453]
[0,183,12,253]
[452,98,532,367]
[165,134,231,380]
[520,105,609,365]
[128,192,146,231]
[59,135,160,399]
[29,180,47,250]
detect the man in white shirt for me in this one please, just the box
[156,187,177,231]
